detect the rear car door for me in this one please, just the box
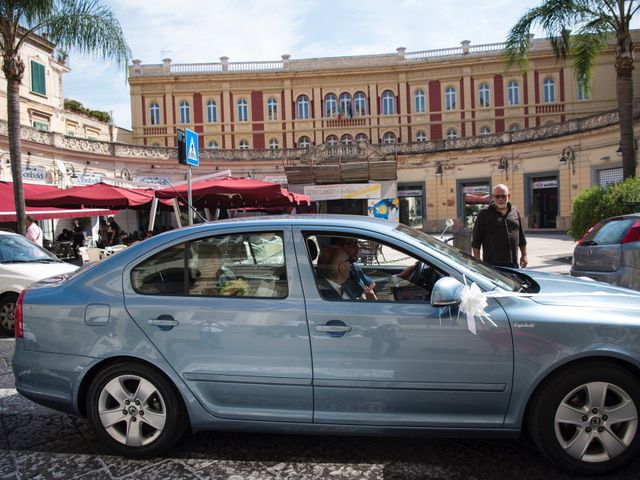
[123,226,312,422]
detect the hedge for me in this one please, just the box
[568,177,640,240]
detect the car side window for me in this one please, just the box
[131,243,187,295]
[131,232,288,298]
[305,233,445,303]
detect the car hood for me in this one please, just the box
[522,271,640,311]
[0,262,78,284]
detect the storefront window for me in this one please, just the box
[460,182,490,230]
[398,185,424,230]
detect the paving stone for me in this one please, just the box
[99,455,167,479]
[0,390,57,416]
[14,452,103,479]
[131,460,202,480]
[2,412,80,451]
[0,450,16,477]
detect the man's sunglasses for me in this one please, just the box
[494,194,508,199]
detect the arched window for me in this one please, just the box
[354,92,367,116]
[325,135,338,146]
[207,140,219,149]
[268,138,279,149]
[543,77,556,103]
[179,100,190,124]
[446,128,458,139]
[297,95,310,119]
[267,97,278,120]
[382,91,395,115]
[206,100,217,123]
[382,131,396,144]
[238,139,249,150]
[237,99,248,122]
[507,80,520,105]
[339,93,351,118]
[298,136,311,148]
[416,130,427,142]
[509,123,521,131]
[478,83,491,107]
[577,77,590,100]
[414,89,426,113]
[325,94,337,117]
[355,133,368,144]
[341,134,353,145]
[150,102,160,125]
[445,86,456,111]
[479,125,492,135]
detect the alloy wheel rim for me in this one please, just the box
[98,374,167,447]
[0,302,15,331]
[554,381,638,463]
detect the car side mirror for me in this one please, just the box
[430,277,464,307]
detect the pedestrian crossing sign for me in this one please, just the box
[185,128,199,167]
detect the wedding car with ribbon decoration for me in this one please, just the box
[12,215,640,475]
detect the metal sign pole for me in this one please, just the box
[187,166,193,225]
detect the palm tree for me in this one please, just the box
[505,0,637,179]
[0,0,130,235]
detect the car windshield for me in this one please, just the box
[0,234,60,263]
[582,216,640,245]
[395,224,520,291]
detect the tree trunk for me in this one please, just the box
[6,71,26,235]
[615,31,636,179]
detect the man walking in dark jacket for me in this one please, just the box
[471,184,528,268]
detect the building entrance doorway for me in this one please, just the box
[530,176,558,228]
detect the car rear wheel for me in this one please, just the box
[86,362,185,457]
[0,293,18,335]
[528,362,640,476]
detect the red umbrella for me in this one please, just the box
[0,182,117,222]
[156,177,309,209]
[26,182,165,209]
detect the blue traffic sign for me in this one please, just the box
[184,129,199,167]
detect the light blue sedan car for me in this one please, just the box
[12,215,640,475]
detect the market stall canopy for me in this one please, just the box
[155,177,310,208]
[0,182,117,222]
[25,182,172,209]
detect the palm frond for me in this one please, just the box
[504,0,581,72]
[41,0,130,70]
[572,20,610,82]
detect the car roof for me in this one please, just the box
[180,214,399,232]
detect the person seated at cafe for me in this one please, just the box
[107,216,122,246]
[57,229,72,242]
[316,245,376,301]
[72,220,85,258]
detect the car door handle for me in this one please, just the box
[148,316,179,328]
[315,325,352,333]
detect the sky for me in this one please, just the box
[60,0,635,130]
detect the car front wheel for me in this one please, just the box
[86,362,185,457]
[528,362,640,476]
[0,293,18,335]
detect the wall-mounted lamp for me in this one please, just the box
[435,161,443,184]
[498,157,508,170]
[559,146,575,174]
[121,168,131,181]
[616,140,638,155]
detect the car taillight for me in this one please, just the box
[577,223,598,246]
[15,289,25,338]
[622,219,640,244]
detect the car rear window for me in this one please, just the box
[583,217,640,245]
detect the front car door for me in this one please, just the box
[294,226,513,428]
[123,226,312,423]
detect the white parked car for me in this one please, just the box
[0,230,78,334]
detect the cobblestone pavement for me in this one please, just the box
[2,338,640,479]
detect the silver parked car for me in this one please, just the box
[571,213,640,290]
[12,215,640,475]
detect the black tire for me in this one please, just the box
[528,361,640,476]
[0,293,18,336]
[86,362,186,457]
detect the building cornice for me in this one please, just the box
[1,106,634,164]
